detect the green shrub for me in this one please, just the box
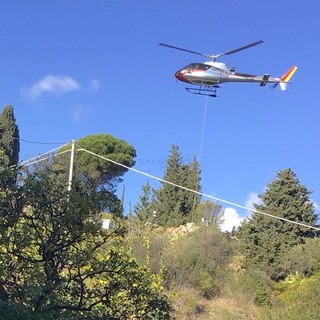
[163,226,234,298]
[268,274,320,319]
[229,268,272,306]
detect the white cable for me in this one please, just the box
[76,144,320,232]
[21,149,71,167]
[20,143,70,167]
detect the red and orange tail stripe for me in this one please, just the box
[281,66,298,82]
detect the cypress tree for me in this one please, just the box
[238,168,317,280]
[0,105,20,167]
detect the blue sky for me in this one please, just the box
[1,1,319,229]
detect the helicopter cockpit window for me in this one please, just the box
[185,63,211,71]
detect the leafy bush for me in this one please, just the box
[0,167,170,319]
[225,267,272,307]
[126,227,170,274]
[163,226,234,298]
[267,273,320,319]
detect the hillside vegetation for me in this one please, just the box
[0,105,319,319]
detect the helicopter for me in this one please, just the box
[159,40,297,97]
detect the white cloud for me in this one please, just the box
[88,79,100,92]
[245,192,262,211]
[22,75,81,101]
[220,207,244,232]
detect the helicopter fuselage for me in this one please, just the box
[175,61,282,86]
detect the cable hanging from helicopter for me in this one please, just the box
[159,40,297,97]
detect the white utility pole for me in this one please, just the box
[67,140,75,192]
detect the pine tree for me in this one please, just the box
[133,180,153,224]
[153,145,184,226]
[238,168,317,280]
[184,156,202,221]
[153,146,201,227]
[0,105,20,167]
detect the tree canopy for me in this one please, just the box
[74,134,136,188]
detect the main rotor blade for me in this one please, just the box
[218,40,264,57]
[159,43,207,58]
[160,40,264,62]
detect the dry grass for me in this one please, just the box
[205,297,260,319]
[170,287,261,320]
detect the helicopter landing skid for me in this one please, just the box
[185,85,219,98]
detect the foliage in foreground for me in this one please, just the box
[0,167,170,319]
